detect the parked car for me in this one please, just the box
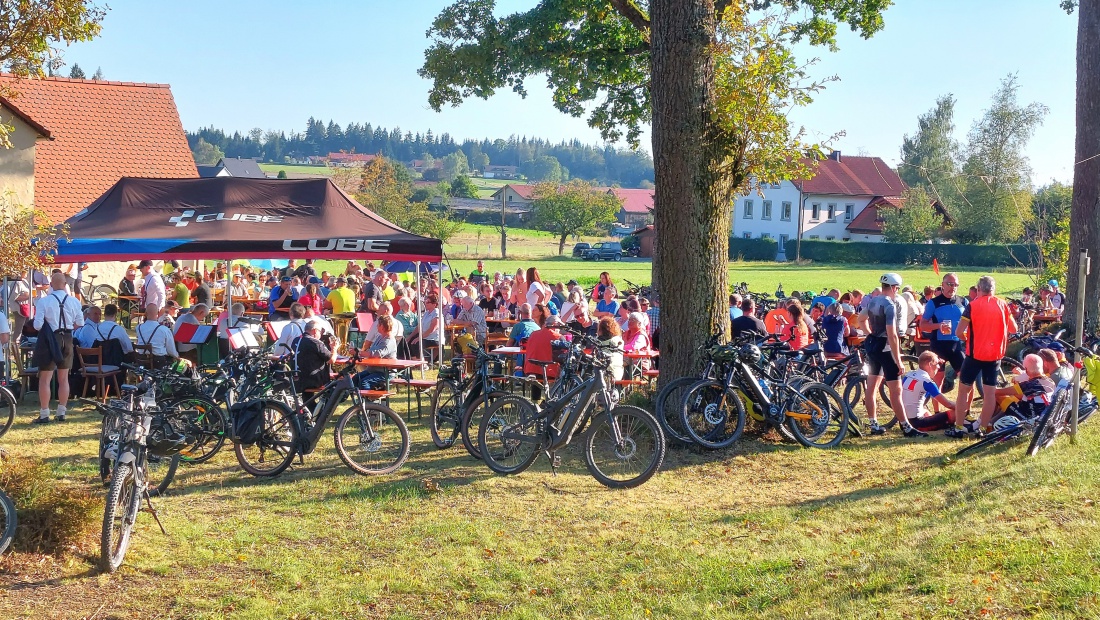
[583,242,623,261]
[571,242,592,257]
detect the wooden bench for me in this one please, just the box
[614,378,649,396]
[390,378,437,420]
[358,389,394,402]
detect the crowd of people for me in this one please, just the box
[4,256,1072,443]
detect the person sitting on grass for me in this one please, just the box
[1038,347,1075,384]
[991,353,1056,424]
[901,351,959,432]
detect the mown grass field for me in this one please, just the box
[257,163,333,177]
[2,391,1098,619]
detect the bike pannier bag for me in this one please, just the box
[230,401,267,445]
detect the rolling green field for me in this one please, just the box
[257,163,333,177]
[3,394,1099,619]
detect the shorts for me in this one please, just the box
[33,331,74,371]
[959,356,999,388]
[866,350,900,382]
[930,340,965,373]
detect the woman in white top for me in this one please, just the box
[525,266,550,308]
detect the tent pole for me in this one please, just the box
[2,277,9,381]
[226,259,234,358]
[415,262,424,378]
[437,266,443,368]
[75,262,83,303]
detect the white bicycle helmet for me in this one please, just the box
[993,415,1022,431]
[880,272,903,287]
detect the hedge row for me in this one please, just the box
[727,237,1041,268]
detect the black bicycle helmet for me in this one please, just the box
[146,417,190,457]
[739,344,763,365]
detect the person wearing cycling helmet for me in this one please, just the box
[858,272,928,437]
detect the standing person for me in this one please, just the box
[1047,280,1065,312]
[592,272,614,302]
[4,272,32,345]
[949,275,1017,438]
[859,273,927,437]
[921,273,968,392]
[138,259,166,313]
[294,258,316,282]
[469,260,489,285]
[281,259,298,280]
[325,277,356,315]
[31,273,84,423]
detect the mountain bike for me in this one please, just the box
[129,362,228,465]
[429,346,509,459]
[0,450,15,555]
[0,381,16,439]
[79,273,118,309]
[652,333,728,446]
[681,342,848,449]
[478,332,666,489]
[233,350,409,478]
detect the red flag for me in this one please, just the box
[932,258,940,276]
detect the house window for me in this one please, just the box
[781,201,792,221]
[811,203,820,221]
[743,232,752,239]
[762,200,772,220]
[743,199,753,219]
[761,233,771,239]
[827,203,837,222]
[809,235,819,240]
[826,235,835,241]
[779,234,789,247]
[845,203,854,222]
[773,182,783,189]
[842,237,851,242]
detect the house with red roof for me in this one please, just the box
[0,74,197,222]
[490,183,537,210]
[608,188,654,228]
[731,151,917,254]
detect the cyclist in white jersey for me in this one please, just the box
[901,351,959,432]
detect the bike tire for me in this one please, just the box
[100,462,138,573]
[954,425,1026,458]
[1028,388,1071,456]
[429,381,463,449]
[679,380,746,450]
[786,382,848,449]
[333,403,410,475]
[583,406,666,489]
[233,400,298,477]
[478,395,542,476]
[0,489,15,555]
[167,395,227,464]
[653,376,700,445]
[90,284,116,308]
[0,387,15,439]
[841,377,864,438]
[460,390,508,460]
[145,452,179,498]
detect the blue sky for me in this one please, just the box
[60,1,1077,184]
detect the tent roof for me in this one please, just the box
[54,177,442,262]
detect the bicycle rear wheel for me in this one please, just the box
[478,395,542,476]
[0,387,15,439]
[234,400,298,477]
[954,425,1027,458]
[333,403,410,475]
[679,380,746,450]
[1028,389,1071,456]
[0,489,15,555]
[144,453,179,498]
[461,390,508,460]
[100,463,139,573]
[167,395,227,464]
[584,406,666,489]
[786,382,848,449]
[429,381,463,449]
[653,376,698,445]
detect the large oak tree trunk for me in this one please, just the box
[1068,0,1100,324]
[650,0,731,385]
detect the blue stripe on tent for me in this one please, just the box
[55,238,193,256]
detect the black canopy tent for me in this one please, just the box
[49,177,445,367]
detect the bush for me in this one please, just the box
[728,237,779,261]
[782,240,1040,268]
[0,453,99,555]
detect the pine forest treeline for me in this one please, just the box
[186,118,656,188]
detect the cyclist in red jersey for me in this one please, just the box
[950,275,1017,438]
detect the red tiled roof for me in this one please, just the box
[490,184,537,200]
[631,224,654,235]
[797,156,905,197]
[0,74,197,221]
[846,203,887,234]
[610,188,654,214]
[0,95,52,138]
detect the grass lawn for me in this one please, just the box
[257,163,333,177]
[2,391,1099,619]
[469,177,515,199]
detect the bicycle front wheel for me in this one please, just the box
[101,463,139,573]
[234,400,298,477]
[0,489,15,555]
[334,403,410,475]
[167,395,227,464]
[1028,389,1071,456]
[478,395,542,476]
[679,380,746,450]
[461,390,508,460]
[584,406,666,489]
[0,387,15,439]
[786,382,848,449]
[653,376,698,445]
[429,381,463,449]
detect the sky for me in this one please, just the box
[58,0,1078,185]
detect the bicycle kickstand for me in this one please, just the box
[143,493,169,536]
[546,450,561,475]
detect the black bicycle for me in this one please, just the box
[429,346,509,459]
[232,350,410,478]
[0,381,15,439]
[478,333,666,489]
[652,333,726,445]
[1,449,14,555]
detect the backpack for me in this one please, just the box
[230,400,267,445]
[92,324,126,368]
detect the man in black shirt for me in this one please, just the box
[293,320,337,393]
[192,277,213,309]
[731,298,767,339]
[281,259,298,280]
[294,259,317,282]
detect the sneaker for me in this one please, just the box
[903,426,929,438]
[55,413,66,422]
[31,416,50,425]
[944,427,967,439]
[869,422,886,436]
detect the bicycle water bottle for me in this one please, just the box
[757,378,772,401]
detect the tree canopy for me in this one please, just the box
[355,157,462,243]
[529,180,622,255]
[880,187,941,244]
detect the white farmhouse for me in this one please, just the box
[731,151,907,255]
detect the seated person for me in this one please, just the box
[273,303,308,356]
[901,351,959,432]
[451,291,487,354]
[364,300,403,341]
[135,302,179,368]
[269,276,296,319]
[407,294,441,358]
[291,320,338,393]
[783,302,811,351]
[596,316,625,382]
[1039,347,1075,384]
[524,315,567,399]
[731,298,767,339]
[95,304,135,362]
[158,300,181,328]
[507,304,540,347]
[173,303,209,365]
[991,353,1056,423]
[622,312,652,374]
[820,303,850,358]
[357,315,397,390]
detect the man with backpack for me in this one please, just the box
[32,272,84,424]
